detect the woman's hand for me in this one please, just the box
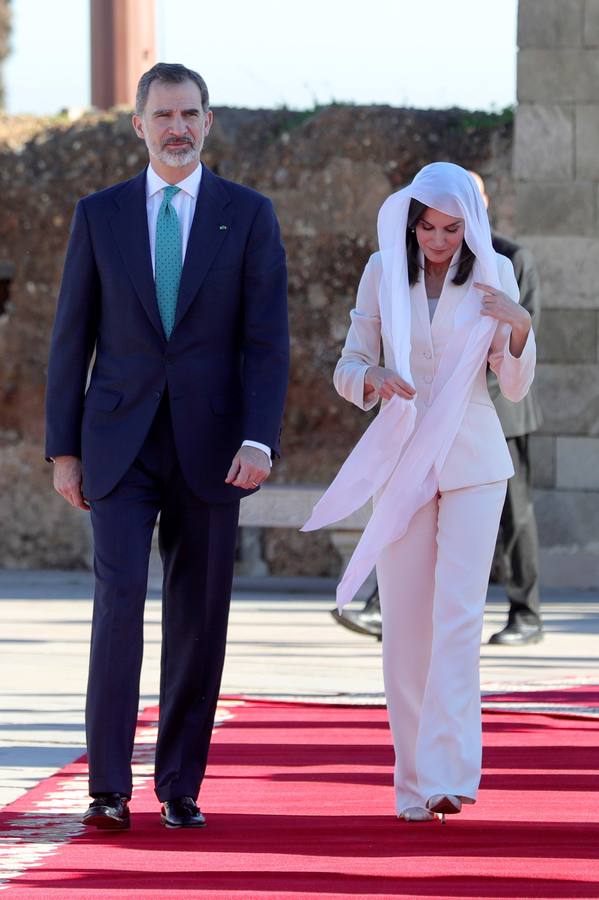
[364,366,416,402]
[475,282,531,334]
[475,282,531,358]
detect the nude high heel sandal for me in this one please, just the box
[426,794,462,825]
[398,806,435,823]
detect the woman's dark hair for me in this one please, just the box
[406,198,475,286]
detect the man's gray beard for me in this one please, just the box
[156,144,201,169]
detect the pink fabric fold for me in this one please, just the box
[301,398,416,532]
[303,312,498,609]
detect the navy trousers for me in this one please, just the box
[86,395,240,801]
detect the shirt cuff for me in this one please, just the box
[242,440,272,468]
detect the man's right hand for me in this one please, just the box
[53,456,89,510]
[364,366,416,402]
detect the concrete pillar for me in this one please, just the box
[91,0,156,109]
[516,0,599,588]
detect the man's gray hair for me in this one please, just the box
[136,63,210,115]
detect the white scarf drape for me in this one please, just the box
[302,163,502,609]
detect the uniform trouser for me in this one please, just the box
[500,436,541,627]
[377,480,507,814]
[85,396,240,801]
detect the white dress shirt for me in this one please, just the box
[146,163,271,463]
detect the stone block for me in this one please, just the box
[534,487,599,549]
[536,309,596,362]
[516,182,595,235]
[519,0,583,48]
[236,527,268,576]
[529,435,555,488]
[575,104,599,178]
[538,547,599,588]
[518,49,599,102]
[556,436,599,488]
[518,236,599,309]
[534,364,599,434]
[239,484,371,530]
[585,0,599,45]
[513,105,574,180]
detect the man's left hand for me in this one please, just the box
[225,445,271,490]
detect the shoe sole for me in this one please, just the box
[398,814,435,823]
[160,815,207,829]
[488,632,543,646]
[82,813,130,830]
[331,610,382,639]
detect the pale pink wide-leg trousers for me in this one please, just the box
[376,480,507,814]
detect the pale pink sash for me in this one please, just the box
[302,300,498,609]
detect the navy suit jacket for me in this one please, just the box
[45,165,289,503]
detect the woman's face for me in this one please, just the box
[415,207,465,265]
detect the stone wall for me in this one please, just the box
[516,0,599,587]
[0,0,11,109]
[0,104,514,571]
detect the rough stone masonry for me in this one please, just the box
[0,96,593,586]
[514,0,599,589]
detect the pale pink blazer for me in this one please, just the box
[334,251,536,491]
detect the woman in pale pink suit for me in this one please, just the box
[303,163,536,823]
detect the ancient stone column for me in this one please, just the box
[515,0,599,587]
[91,0,156,109]
[0,0,12,109]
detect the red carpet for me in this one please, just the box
[1,696,599,899]
[483,685,599,713]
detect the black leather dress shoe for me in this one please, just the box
[82,793,130,829]
[488,621,543,646]
[331,606,382,640]
[160,796,206,829]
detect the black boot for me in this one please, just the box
[331,587,382,640]
[488,617,543,646]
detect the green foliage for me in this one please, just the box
[273,99,357,134]
[457,106,515,132]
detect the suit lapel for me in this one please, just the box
[433,277,470,338]
[173,167,232,332]
[109,169,165,339]
[411,274,431,342]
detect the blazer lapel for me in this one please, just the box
[411,274,431,342]
[432,276,471,340]
[173,167,232,332]
[109,169,165,339]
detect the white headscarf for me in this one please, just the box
[378,161,500,383]
[303,163,503,609]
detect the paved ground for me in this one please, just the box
[1,569,598,809]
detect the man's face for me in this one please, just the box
[132,79,213,170]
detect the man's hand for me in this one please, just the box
[53,456,89,510]
[225,446,271,490]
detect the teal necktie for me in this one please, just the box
[155,185,182,339]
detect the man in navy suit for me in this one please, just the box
[46,63,289,830]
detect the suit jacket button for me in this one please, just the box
[153,391,161,400]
